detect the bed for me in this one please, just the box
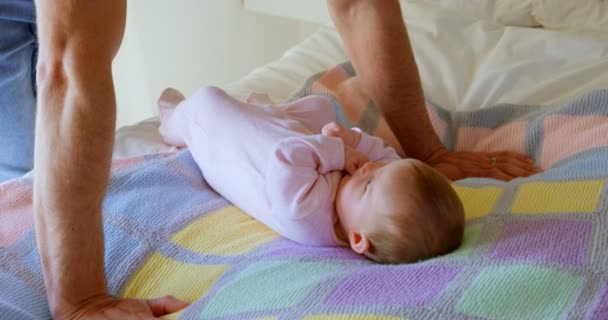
[2,1,608,319]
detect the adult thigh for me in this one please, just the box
[0,0,37,182]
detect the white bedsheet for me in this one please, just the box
[113,6,608,158]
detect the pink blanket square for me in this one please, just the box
[455,121,527,154]
[542,115,608,168]
[0,181,33,247]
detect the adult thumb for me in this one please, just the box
[147,295,190,317]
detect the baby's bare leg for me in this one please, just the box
[158,88,186,146]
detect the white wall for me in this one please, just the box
[112,0,318,127]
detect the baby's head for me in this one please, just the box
[335,158,464,264]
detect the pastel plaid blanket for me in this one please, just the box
[1,62,608,319]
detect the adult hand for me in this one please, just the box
[344,145,369,175]
[57,295,189,320]
[426,149,542,181]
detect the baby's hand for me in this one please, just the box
[344,145,369,175]
[322,121,361,148]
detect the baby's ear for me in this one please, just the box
[348,232,370,254]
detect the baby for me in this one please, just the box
[158,86,464,264]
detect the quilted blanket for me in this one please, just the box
[1,62,608,319]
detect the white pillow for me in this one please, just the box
[243,0,540,27]
[533,0,608,33]
[413,0,539,27]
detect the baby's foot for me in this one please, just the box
[158,87,185,121]
[158,88,186,146]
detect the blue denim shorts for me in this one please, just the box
[0,0,37,182]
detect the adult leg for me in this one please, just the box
[0,0,37,182]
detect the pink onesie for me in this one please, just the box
[167,86,401,246]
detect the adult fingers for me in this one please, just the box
[461,162,514,181]
[487,152,542,177]
[452,151,536,167]
[486,167,515,181]
[491,151,535,163]
[495,163,538,178]
[489,152,539,171]
[147,296,189,317]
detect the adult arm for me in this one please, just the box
[33,1,187,318]
[327,0,538,181]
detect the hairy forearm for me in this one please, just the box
[328,0,444,160]
[33,1,125,316]
[34,59,116,315]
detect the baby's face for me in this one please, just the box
[335,159,416,236]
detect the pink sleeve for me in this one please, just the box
[352,128,401,163]
[265,134,344,246]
